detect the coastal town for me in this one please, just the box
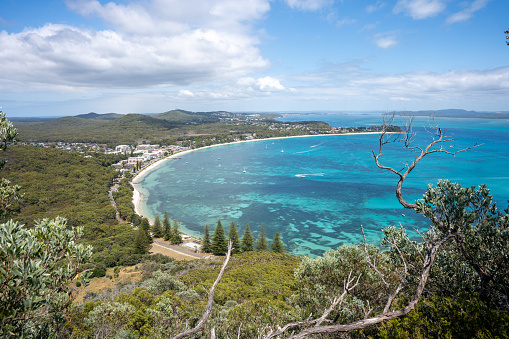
[13,122,391,174]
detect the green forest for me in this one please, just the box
[1,111,509,338]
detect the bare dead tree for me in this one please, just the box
[172,241,233,339]
[372,113,481,216]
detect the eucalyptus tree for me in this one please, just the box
[260,114,485,338]
[0,111,21,220]
[373,114,508,308]
[1,218,93,337]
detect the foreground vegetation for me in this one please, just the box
[1,111,508,338]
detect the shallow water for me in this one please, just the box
[136,113,509,257]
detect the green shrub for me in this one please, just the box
[90,267,107,278]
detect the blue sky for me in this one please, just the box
[0,0,508,116]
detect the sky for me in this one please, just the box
[0,0,508,117]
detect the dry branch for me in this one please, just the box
[272,228,453,339]
[373,113,481,212]
[172,242,233,339]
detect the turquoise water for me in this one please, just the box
[136,113,509,257]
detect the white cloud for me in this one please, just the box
[373,32,399,49]
[66,0,269,34]
[393,0,446,19]
[5,66,509,115]
[446,0,490,24]
[237,77,257,87]
[0,24,268,90]
[284,0,332,11]
[350,67,509,102]
[178,89,195,97]
[0,0,270,92]
[237,76,286,91]
[256,76,285,91]
[375,35,399,48]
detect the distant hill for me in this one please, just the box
[153,109,220,124]
[22,116,102,129]
[13,110,234,145]
[8,117,56,123]
[14,113,179,145]
[107,113,177,130]
[75,112,123,120]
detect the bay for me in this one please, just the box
[136,113,509,257]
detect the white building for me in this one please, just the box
[183,242,201,251]
[136,144,159,152]
[115,145,131,154]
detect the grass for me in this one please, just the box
[72,266,142,304]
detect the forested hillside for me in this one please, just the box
[13,110,332,146]
[0,146,150,275]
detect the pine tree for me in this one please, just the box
[255,224,268,251]
[211,220,228,255]
[202,224,212,253]
[228,221,241,254]
[271,232,284,253]
[241,224,255,252]
[163,212,171,241]
[171,219,183,244]
[152,215,163,238]
[140,217,153,243]
[134,226,150,254]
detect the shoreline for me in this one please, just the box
[131,131,383,222]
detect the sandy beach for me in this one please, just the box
[131,132,383,220]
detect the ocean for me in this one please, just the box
[135,113,509,257]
